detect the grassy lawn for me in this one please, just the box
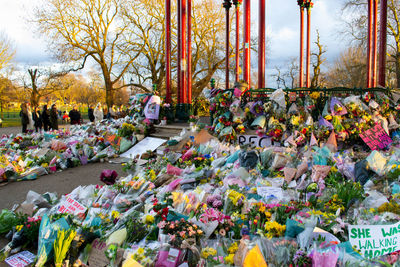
[1,108,90,128]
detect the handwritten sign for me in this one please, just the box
[57,197,87,215]
[257,187,284,201]
[238,135,272,148]
[5,251,36,267]
[348,222,400,259]
[360,123,392,150]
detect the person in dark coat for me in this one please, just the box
[42,105,50,131]
[88,105,95,122]
[20,103,29,133]
[69,106,81,125]
[32,107,42,132]
[50,104,59,130]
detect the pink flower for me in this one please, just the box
[179,231,186,238]
[157,221,166,228]
[27,217,35,222]
[169,234,176,242]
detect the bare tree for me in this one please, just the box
[32,0,145,107]
[123,0,233,98]
[325,46,367,88]
[272,57,299,89]
[311,30,327,88]
[341,0,400,87]
[0,32,15,70]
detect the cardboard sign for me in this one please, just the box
[5,251,36,267]
[348,222,400,259]
[120,137,166,159]
[238,135,272,148]
[57,197,87,215]
[88,239,124,267]
[360,123,392,150]
[257,187,283,201]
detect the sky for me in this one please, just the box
[0,0,349,87]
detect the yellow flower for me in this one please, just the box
[324,115,332,120]
[310,92,320,100]
[16,225,23,232]
[227,190,245,206]
[201,247,217,259]
[264,221,286,239]
[259,205,266,213]
[111,211,120,219]
[137,248,145,254]
[225,254,235,264]
[143,215,154,225]
[331,166,338,173]
[228,242,238,254]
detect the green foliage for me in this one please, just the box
[335,181,365,209]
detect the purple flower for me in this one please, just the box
[100,169,118,185]
[213,200,223,208]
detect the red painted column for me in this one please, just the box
[378,0,388,87]
[181,0,187,103]
[372,0,378,87]
[223,0,232,89]
[234,3,240,83]
[243,0,250,88]
[165,0,172,103]
[367,0,373,88]
[177,0,182,103]
[187,0,192,104]
[258,0,266,89]
[299,6,304,88]
[306,7,311,88]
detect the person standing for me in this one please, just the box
[94,103,103,123]
[50,104,59,130]
[88,105,95,122]
[42,105,50,131]
[69,105,81,125]
[20,103,29,133]
[27,104,34,131]
[32,107,42,132]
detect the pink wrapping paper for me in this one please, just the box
[167,164,183,176]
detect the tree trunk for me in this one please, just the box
[28,69,40,107]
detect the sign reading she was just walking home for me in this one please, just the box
[359,123,392,150]
[348,222,400,259]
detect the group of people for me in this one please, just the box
[88,104,127,122]
[20,103,129,134]
[20,103,59,133]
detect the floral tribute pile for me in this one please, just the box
[207,88,398,146]
[2,89,400,266]
[0,94,152,184]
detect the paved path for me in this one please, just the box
[0,126,125,210]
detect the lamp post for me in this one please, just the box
[258,0,266,89]
[223,0,232,90]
